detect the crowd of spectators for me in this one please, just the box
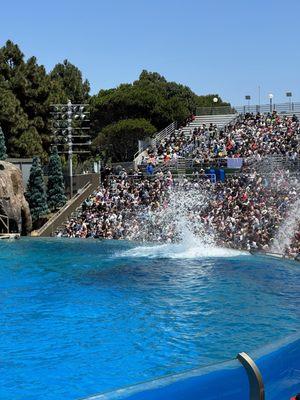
[141,121,220,167]
[140,112,299,169]
[56,111,300,258]
[57,168,300,258]
[205,112,299,159]
[57,168,173,241]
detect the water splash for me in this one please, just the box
[122,241,246,259]
[123,183,246,258]
[271,198,300,254]
[125,183,214,245]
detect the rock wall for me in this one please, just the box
[0,161,32,234]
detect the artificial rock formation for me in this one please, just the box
[0,161,32,234]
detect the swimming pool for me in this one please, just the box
[0,238,299,399]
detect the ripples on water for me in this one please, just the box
[0,238,299,400]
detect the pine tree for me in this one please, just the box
[26,156,49,223]
[0,125,7,160]
[47,146,67,211]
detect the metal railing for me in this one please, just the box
[35,175,99,237]
[237,352,264,400]
[196,106,236,115]
[245,155,300,171]
[133,121,177,167]
[138,154,300,174]
[196,102,300,116]
[154,121,177,144]
[235,102,300,115]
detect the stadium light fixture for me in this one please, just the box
[245,95,251,111]
[51,100,90,198]
[286,92,292,111]
[268,93,273,112]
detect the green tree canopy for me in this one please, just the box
[0,41,50,157]
[49,59,90,103]
[17,126,44,158]
[26,156,49,223]
[93,118,156,162]
[90,70,230,138]
[47,146,67,211]
[0,42,91,158]
[0,40,230,163]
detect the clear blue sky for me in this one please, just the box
[1,0,300,105]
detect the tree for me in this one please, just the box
[47,146,67,211]
[0,83,29,156]
[26,156,48,223]
[49,59,90,103]
[1,40,231,161]
[17,126,44,158]
[0,42,92,159]
[0,125,7,160]
[93,118,156,162]
[90,70,230,139]
[0,41,51,157]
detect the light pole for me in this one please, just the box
[268,93,274,113]
[212,97,218,115]
[51,100,90,198]
[67,100,73,198]
[245,95,251,113]
[286,92,292,111]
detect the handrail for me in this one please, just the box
[154,121,177,144]
[133,122,177,163]
[237,352,265,400]
[36,182,92,235]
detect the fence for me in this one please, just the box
[137,156,300,178]
[235,102,300,115]
[196,106,236,115]
[196,102,300,116]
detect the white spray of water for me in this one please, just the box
[123,183,246,259]
[123,240,246,259]
[260,170,300,255]
[271,198,300,254]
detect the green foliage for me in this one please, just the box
[0,40,230,163]
[49,59,90,103]
[93,118,156,162]
[90,70,230,140]
[0,41,90,158]
[26,156,49,222]
[17,126,44,158]
[0,84,29,156]
[0,125,7,160]
[47,146,67,211]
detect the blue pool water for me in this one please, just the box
[0,238,299,400]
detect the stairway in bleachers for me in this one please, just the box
[177,114,239,138]
[34,174,99,237]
